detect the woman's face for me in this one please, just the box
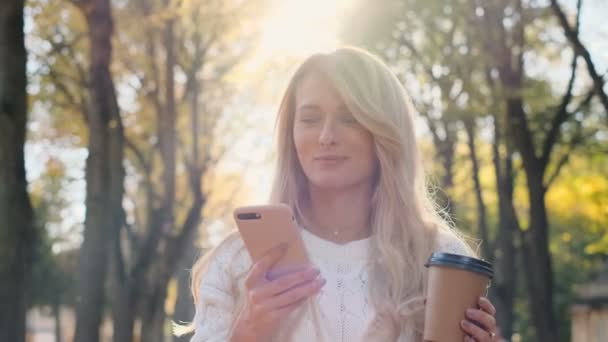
[293,71,377,190]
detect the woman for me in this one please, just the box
[182,47,499,341]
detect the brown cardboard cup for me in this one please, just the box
[423,253,493,342]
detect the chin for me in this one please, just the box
[309,176,364,190]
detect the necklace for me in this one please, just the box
[303,216,340,238]
[302,213,368,240]
[319,223,341,237]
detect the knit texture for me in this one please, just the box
[190,228,471,342]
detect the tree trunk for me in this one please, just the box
[110,7,195,340]
[74,0,124,341]
[53,300,63,342]
[463,117,491,260]
[504,96,558,342]
[137,164,206,342]
[0,1,36,341]
[141,277,170,342]
[519,166,557,341]
[430,123,457,217]
[483,0,559,336]
[491,115,518,340]
[111,280,137,342]
[134,11,177,341]
[173,244,199,342]
[138,12,177,342]
[160,6,177,231]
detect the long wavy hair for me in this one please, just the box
[179,46,470,341]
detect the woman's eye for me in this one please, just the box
[340,113,357,124]
[299,115,321,124]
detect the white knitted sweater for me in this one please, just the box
[190,228,471,342]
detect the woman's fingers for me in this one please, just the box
[247,268,325,326]
[465,308,496,332]
[251,267,320,302]
[238,242,322,340]
[266,295,310,322]
[478,297,497,316]
[265,277,326,310]
[461,297,499,341]
[245,243,287,288]
[461,319,494,341]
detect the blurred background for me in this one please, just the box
[1,0,606,341]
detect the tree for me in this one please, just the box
[550,0,608,115]
[26,0,264,339]
[0,0,37,341]
[469,1,598,339]
[488,110,520,340]
[344,0,605,340]
[70,0,125,341]
[107,0,264,340]
[342,2,520,336]
[29,158,76,342]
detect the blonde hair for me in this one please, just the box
[178,46,473,341]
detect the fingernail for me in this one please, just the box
[461,320,470,328]
[466,308,475,316]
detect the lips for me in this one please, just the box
[313,156,349,168]
[314,155,348,161]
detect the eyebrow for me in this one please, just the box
[295,104,350,112]
[296,104,321,112]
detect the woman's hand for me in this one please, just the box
[230,243,326,342]
[460,297,499,342]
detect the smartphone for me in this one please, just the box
[233,204,310,280]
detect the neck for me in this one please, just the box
[303,183,373,244]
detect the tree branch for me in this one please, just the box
[130,207,165,279]
[540,54,578,170]
[166,154,207,271]
[396,34,440,83]
[543,147,571,192]
[179,30,218,105]
[62,34,89,88]
[113,226,127,283]
[575,0,583,33]
[124,136,150,174]
[550,0,608,115]
[123,215,140,252]
[43,67,88,128]
[543,88,594,191]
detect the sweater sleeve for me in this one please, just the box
[190,234,249,342]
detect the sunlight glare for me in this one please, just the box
[257,0,351,59]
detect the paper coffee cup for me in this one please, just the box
[423,252,493,342]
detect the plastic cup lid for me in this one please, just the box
[425,252,493,278]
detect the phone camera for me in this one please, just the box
[237,212,261,220]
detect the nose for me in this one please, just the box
[318,118,337,147]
